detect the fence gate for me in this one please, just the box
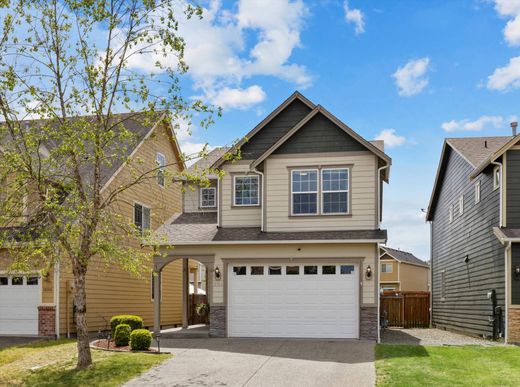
[380,291,430,328]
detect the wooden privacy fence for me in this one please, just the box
[188,294,208,325]
[380,291,430,328]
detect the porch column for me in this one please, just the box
[153,268,162,335]
[182,258,189,328]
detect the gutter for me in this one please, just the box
[151,238,388,247]
[54,260,60,339]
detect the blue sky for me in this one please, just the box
[158,0,520,260]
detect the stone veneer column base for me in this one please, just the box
[38,305,56,337]
[508,308,520,344]
[360,306,378,341]
[209,305,226,337]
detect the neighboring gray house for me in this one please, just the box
[151,91,392,341]
[427,132,520,343]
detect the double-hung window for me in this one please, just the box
[322,168,349,214]
[200,187,216,208]
[134,203,151,234]
[156,152,166,187]
[234,175,259,206]
[291,169,318,215]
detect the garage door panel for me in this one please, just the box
[0,275,41,335]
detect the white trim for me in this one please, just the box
[321,167,350,215]
[290,169,319,216]
[505,242,511,343]
[493,165,501,191]
[233,175,260,207]
[475,180,481,204]
[200,187,217,208]
[449,204,453,224]
[151,272,163,301]
[459,194,464,215]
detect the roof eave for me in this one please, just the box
[148,238,387,247]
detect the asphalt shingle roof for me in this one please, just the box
[382,246,429,267]
[446,136,511,167]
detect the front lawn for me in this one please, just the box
[376,344,520,387]
[0,339,171,386]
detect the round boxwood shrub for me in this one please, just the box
[130,329,152,351]
[110,315,143,335]
[114,324,131,347]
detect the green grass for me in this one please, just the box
[0,339,171,386]
[376,344,520,387]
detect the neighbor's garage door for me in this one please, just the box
[228,262,359,338]
[0,275,41,335]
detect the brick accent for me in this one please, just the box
[209,305,226,337]
[38,305,56,337]
[360,306,378,340]
[508,308,520,344]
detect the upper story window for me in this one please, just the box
[200,187,216,208]
[381,262,393,273]
[493,165,500,190]
[234,175,259,206]
[475,181,481,204]
[291,169,318,214]
[156,152,166,187]
[322,168,349,214]
[459,194,464,215]
[134,203,151,234]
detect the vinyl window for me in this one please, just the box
[475,181,481,204]
[381,263,393,273]
[200,187,216,208]
[291,169,318,215]
[321,168,349,214]
[156,152,166,187]
[234,175,259,206]
[493,166,500,190]
[134,203,151,234]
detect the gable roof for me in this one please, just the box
[186,147,230,179]
[426,136,511,221]
[381,246,429,267]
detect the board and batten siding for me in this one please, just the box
[264,152,377,232]
[431,147,505,338]
[183,180,217,213]
[512,244,520,305]
[506,150,520,227]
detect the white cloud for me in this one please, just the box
[487,56,520,90]
[375,129,406,147]
[494,0,520,46]
[343,1,365,35]
[441,115,505,132]
[206,85,266,111]
[392,57,430,96]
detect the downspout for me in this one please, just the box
[377,242,381,343]
[252,167,265,232]
[377,163,390,229]
[429,220,433,327]
[54,260,60,339]
[504,241,511,343]
[491,160,503,227]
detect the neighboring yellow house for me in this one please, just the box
[379,247,430,292]
[0,112,190,337]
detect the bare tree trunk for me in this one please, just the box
[73,262,92,368]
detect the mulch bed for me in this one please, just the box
[90,339,160,353]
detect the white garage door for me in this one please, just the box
[228,262,359,338]
[0,275,41,335]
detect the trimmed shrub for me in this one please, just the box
[110,315,143,335]
[114,324,131,347]
[130,329,152,351]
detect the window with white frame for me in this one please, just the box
[493,165,500,190]
[381,262,393,273]
[322,168,349,214]
[475,181,481,204]
[156,152,166,187]
[449,204,453,223]
[134,203,151,234]
[459,194,464,215]
[200,187,216,208]
[234,175,259,206]
[291,169,318,214]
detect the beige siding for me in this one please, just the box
[183,181,217,213]
[220,162,261,227]
[400,263,430,291]
[264,153,377,231]
[380,255,399,283]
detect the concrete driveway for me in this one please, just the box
[0,336,41,349]
[125,338,375,387]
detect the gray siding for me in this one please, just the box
[240,99,312,160]
[506,150,520,228]
[431,147,505,338]
[273,112,367,155]
[512,244,520,305]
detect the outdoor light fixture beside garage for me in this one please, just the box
[515,265,520,280]
[366,265,372,279]
[215,266,221,280]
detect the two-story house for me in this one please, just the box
[427,130,520,343]
[0,112,187,337]
[379,247,430,292]
[152,92,392,341]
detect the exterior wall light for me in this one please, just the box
[214,266,221,280]
[515,265,520,280]
[366,265,372,279]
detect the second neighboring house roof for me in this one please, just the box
[186,147,230,178]
[381,246,429,267]
[153,212,387,245]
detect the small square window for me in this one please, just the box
[0,277,8,285]
[340,265,355,274]
[475,181,481,204]
[251,266,264,275]
[493,166,500,190]
[27,276,39,285]
[459,195,464,215]
[322,265,336,275]
[269,266,282,275]
[12,276,23,285]
[304,266,318,275]
[286,266,300,275]
[233,266,247,275]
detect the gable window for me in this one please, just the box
[156,152,166,187]
[291,169,318,215]
[459,194,464,215]
[200,187,216,208]
[134,203,151,234]
[475,181,481,204]
[493,165,500,190]
[234,175,259,206]
[322,168,349,214]
[381,263,393,273]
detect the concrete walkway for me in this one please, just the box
[125,338,375,387]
